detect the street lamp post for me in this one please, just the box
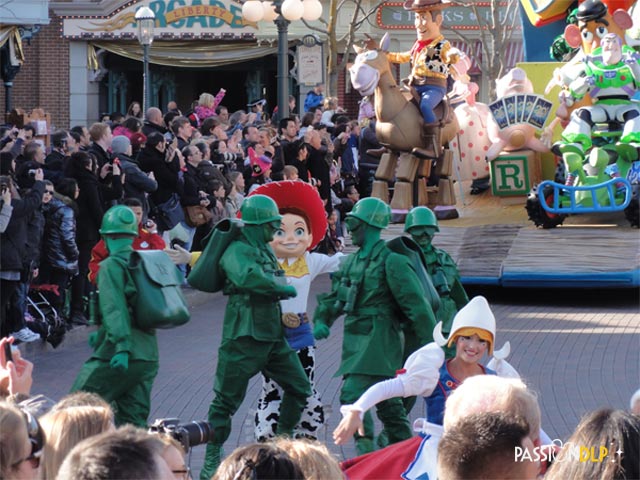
[242,0,322,119]
[135,6,156,119]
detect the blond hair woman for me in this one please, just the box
[39,405,114,479]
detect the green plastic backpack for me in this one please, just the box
[187,218,244,293]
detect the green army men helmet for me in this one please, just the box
[99,205,138,236]
[241,194,282,225]
[347,197,391,229]
[404,206,439,233]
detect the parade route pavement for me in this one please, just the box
[23,281,639,478]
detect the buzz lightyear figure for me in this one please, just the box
[561,33,640,154]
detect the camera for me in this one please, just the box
[28,169,38,178]
[164,131,175,143]
[148,418,215,451]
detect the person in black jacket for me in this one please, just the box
[45,130,70,178]
[181,145,210,255]
[306,129,332,214]
[65,151,123,325]
[87,123,113,168]
[112,135,157,219]
[0,171,45,341]
[142,107,169,137]
[39,180,79,320]
[358,119,383,198]
[137,132,184,232]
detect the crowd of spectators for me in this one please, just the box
[0,89,381,344]
[0,334,637,480]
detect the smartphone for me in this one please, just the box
[4,342,13,363]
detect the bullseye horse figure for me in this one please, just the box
[350,33,459,216]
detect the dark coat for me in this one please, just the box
[45,150,67,173]
[41,197,79,274]
[116,153,157,213]
[25,207,45,270]
[87,143,111,168]
[67,167,106,245]
[181,163,206,207]
[196,160,231,196]
[142,121,167,137]
[0,181,45,272]
[307,145,332,211]
[137,146,182,206]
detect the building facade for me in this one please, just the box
[1,0,522,128]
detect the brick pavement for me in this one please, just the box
[23,282,639,478]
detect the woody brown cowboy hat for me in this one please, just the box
[403,0,450,11]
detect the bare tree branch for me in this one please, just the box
[301,19,328,32]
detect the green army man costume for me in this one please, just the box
[313,197,436,454]
[405,206,468,358]
[70,205,159,427]
[200,195,312,479]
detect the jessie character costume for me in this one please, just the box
[250,181,345,441]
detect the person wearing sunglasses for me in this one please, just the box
[0,401,44,479]
[39,180,79,330]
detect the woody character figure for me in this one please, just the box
[250,181,345,442]
[387,0,459,158]
[70,205,159,427]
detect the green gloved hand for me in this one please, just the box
[313,323,330,340]
[88,332,99,349]
[110,352,129,371]
[281,285,297,299]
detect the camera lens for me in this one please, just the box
[178,421,215,449]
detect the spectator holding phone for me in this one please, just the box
[0,337,34,398]
[0,170,45,341]
[64,151,122,326]
[138,133,185,233]
[112,135,157,218]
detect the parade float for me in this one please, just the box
[350,0,639,288]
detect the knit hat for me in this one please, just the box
[111,135,131,155]
[130,132,147,148]
[248,147,272,177]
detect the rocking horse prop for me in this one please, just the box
[350,33,460,217]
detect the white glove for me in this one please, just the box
[164,245,192,265]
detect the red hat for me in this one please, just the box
[248,147,273,177]
[247,180,328,250]
[130,132,147,148]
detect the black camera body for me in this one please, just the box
[28,169,38,178]
[148,418,214,451]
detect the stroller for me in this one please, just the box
[25,284,66,348]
